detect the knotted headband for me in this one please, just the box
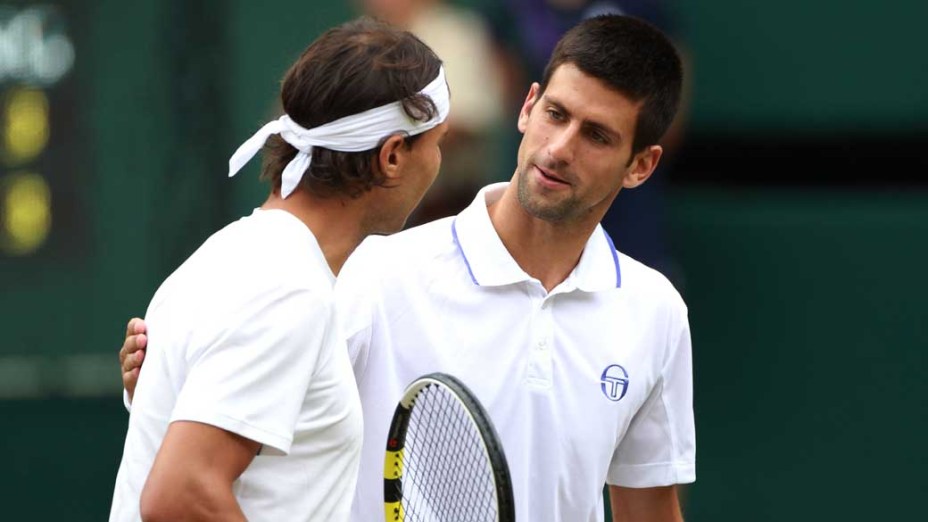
[228,66,450,198]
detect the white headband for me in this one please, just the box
[228,66,450,198]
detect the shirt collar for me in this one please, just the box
[452,182,621,291]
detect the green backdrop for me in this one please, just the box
[0,1,924,520]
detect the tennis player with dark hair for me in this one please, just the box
[120,15,693,522]
[108,18,449,522]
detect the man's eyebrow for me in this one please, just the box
[542,95,622,142]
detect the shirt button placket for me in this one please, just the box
[526,293,554,387]
[537,297,554,382]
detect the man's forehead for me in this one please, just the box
[541,64,641,135]
[545,63,639,105]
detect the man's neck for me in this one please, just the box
[261,190,366,276]
[487,183,600,293]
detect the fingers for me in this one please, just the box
[126,342,145,368]
[123,347,144,400]
[125,317,147,339]
[123,367,140,403]
[120,334,147,372]
[122,367,139,386]
[120,318,148,364]
[120,318,148,403]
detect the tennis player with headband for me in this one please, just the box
[119,14,694,522]
[108,18,449,522]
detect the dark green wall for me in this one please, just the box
[0,2,924,521]
[671,188,927,520]
[677,0,928,132]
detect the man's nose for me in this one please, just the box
[546,125,578,165]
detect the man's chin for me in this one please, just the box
[520,198,572,223]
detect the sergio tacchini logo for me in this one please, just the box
[600,364,629,402]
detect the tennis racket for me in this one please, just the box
[383,372,515,522]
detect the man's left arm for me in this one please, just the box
[608,485,683,522]
[607,296,695,519]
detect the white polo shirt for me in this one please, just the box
[110,209,362,522]
[338,183,695,522]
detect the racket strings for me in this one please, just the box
[402,384,498,521]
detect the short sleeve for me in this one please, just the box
[607,303,696,487]
[170,287,329,456]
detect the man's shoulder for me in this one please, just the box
[151,212,332,313]
[354,216,457,264]
[337,216,460,298]
[215,211,331,283]
[616,251,687,311]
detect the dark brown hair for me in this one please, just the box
[262,17,442,198]
[540,15,682,155]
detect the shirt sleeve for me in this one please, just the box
[607,302,696,487]
[169,286,329,456]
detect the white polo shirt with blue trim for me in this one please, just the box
[338,183,695,522]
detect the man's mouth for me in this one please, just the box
[535,165,569,185]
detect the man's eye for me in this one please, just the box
[546,109,564,121]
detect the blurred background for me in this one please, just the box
[1,0,925,520]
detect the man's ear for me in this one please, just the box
[376,134,408,184]
[623,145,663,189]
[517,82,541,134]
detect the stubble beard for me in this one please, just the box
[516,164,582,223]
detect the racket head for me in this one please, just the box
[383,372,515,522]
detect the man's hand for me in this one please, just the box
[120,317,148,402]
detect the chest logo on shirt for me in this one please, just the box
[600,364,629,402]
